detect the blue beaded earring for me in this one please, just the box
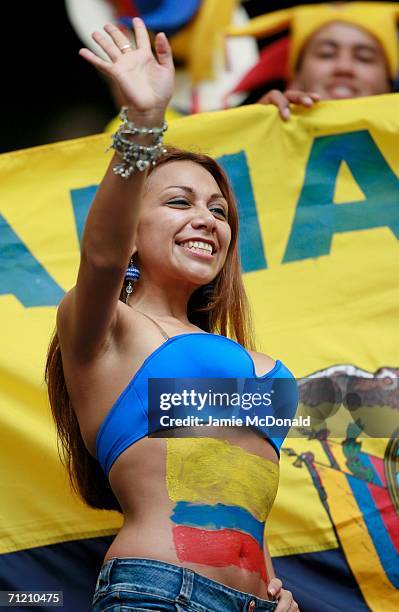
[125,255,140,298]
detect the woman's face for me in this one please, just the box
[134,160,232,289]
[292,22,391,99]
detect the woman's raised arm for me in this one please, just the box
[57,17,174,361]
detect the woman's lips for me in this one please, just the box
[327,85,357,99]
[177,243,215,260]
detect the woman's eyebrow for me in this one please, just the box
[354,44,378,55]
[314,40,378,54]
[163,185,194,194]
[313,39,338,49]
[163,185,226,200]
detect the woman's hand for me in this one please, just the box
[267,577,300,611]
[79,17,174,122]
[257,89,321,121]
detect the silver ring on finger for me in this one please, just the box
[120,43,133,53]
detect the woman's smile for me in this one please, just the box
[178,243,215,260]
[176,237,217,260]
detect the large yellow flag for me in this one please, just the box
[1,93,398,611]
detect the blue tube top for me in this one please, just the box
[95,333,299,477]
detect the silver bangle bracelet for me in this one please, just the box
[118,106,168,136]
[108,107,168,179]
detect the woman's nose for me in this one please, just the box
[332,51,356,75]
[191,209,217,230]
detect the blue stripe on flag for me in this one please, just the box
[171,501,264,546]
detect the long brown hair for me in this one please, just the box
[45,146,256,513]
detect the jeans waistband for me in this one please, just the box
[94,556,278,611]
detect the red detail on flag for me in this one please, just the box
[369,455,387,487]
[172,526,268,582]
[367,481,399,555]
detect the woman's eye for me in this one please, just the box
[167,200,227,219]
[316,52,335,59]
[168,199,190,206]
[210,206,227,218]
[357,54,374,63]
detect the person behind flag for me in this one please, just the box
[45,16,299,611]
[228,2,399,119]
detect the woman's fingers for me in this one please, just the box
[267,579,300,611]
[274,588,300,612]
[103,23,134,53]
[79,17,173,115]
[84,19,162,71]
[271,90,291,120]
[275,588,293,611]
[154,32,174,70]
[132,17,151,51]
[285,90,321,106]
[258,88,321,120]
[258,90,291,120]
[78,47,112,75]
[267,577,282,598]
[91,30,121,62]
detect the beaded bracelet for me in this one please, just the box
[118,106,168,136]
[108,107,168,179]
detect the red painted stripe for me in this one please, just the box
[172,526,268,582]
[369,455,386,486]
[367,481,399,554]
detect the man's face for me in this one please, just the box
[291,21,391,99]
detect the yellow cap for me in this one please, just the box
[227,2,399,79]
[170,0,237,83]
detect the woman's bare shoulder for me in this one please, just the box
[246,349,277,377]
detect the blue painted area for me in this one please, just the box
[0,214,64,307]
[217,151,267,273]
[358,452,383,486]
[348,473,399,587]
[171,501,264,546]
[70,185,98,246]
[283,130,399,262]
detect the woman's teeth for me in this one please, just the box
[330,85,355,98]
[179,240,213,255]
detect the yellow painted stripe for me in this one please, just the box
[327,440,352,474]
[166,438,279,521]
[318,464,399,611]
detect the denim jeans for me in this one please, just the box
[92,557,278,611]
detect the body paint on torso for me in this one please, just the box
[166,437,279,581]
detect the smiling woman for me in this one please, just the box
[232,2,399,120]
[133,154,232,287]
[258,20,393,119]
[45,16,299,612]
[291,21,392,100]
